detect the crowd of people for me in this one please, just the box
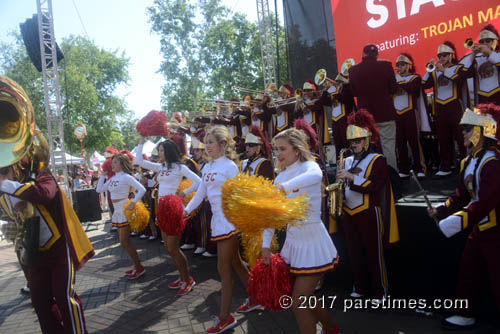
[0,23,499,334]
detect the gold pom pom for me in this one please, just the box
[177,179,198,219]
[241,232,278,268]
[222,173,309,234]
[123,200,150,232]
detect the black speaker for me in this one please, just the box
[19,14,64,73]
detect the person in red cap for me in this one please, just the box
[349,43,399,171]
[423,41,470,177]
[393,53,429,178]
[241,126,274,180]
[460,24,500,106]
[336,109,399,301]
[428,104,500,330]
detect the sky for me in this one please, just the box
[0,0,282,120]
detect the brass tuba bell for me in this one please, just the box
[0,75,36,169]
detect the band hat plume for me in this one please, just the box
[396,54,412,65]
[437,44,455,54]
[245,132,262,145]
[346,124,371,140]
[460,108,498,141]
[191,137,205,149]
[480,29,498,40]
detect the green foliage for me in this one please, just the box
[0,32,134,157]
[148,0,288,116]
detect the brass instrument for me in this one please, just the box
[0,75,48,263]
[314,68,336,86]
[464,38,474,49]
[326,148,349,217]
[426,59,437,72]
[341,58,356,76]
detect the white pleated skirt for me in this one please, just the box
[210,209,237,242]
[111,199,128,227]
[281,221,338,276]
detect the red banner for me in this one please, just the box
[332,0,500,73]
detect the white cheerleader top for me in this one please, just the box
[134,144,200,197]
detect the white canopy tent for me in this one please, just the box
[91,151,106,164]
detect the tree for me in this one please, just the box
[0,33,133,156]
[148,0,288,116]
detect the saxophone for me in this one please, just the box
[326,148,349,218]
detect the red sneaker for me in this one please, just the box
[177,277,196,295]
[127,267,145,280]
[236,298,263,313]
[125,268,134,275]
[206,313,237,333]
[168,278,182,289]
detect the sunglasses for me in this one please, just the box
[479,38,493,44]
[245,143,259,148]
[349,138,365,144]
[396,62,408,67]
[437,53,450,58]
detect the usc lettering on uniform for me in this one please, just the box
[204,172,218,182]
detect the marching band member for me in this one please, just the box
[296,80,332,154]
[135,137,201,295]
[184,126,260,333]
[190,137,217,257]
[460,24,500,106]
[318,74,355,153]
[263,83,296,136]
[337,109,399,301]
[212,99,243,154]
[0,75,94,334]
[241,126,274,180]
[422,41,469,177]
[393,53,428,178]
[262,128,339,334]
[96,153,146,279]
[428,104,500,330]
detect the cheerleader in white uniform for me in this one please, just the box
[96,153,146,279]
[184,126,258,334]
[262,128,339,334]
[135,137,200,295]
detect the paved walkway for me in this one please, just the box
[0,214,498,334]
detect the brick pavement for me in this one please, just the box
[0,213,499,334]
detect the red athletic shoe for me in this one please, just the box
[236,298,263,313]
[125,268,134,275]
[168,278,182,289]
[177,277,196,295]
[206,313,237,333]
[127,267,145,280]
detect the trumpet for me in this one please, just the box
[326,148,350,218]
[464,37,474,49]
[426,59,438,72]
